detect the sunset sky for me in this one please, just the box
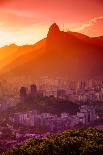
[0,0,103,47]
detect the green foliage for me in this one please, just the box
[1,128,103,155]
[14,96,79,115]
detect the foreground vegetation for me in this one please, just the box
[1,128,103,155]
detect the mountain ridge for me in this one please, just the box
[0,23,103,80]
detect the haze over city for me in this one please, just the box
[0,1,103,154]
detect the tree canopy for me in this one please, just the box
[1,128,103,155]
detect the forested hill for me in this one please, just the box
[2,128,103,155]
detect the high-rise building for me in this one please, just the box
[20,86,27,103]
[0,99,8,112]
[20,87,27,98]
[30,84,37,97]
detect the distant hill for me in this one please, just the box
[0,23,103,80]
[0,44,19,70]
[0,39,46,74]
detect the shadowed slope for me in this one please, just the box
[0,23,103,80]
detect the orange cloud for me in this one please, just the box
[69,16,103,36]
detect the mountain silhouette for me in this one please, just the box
[0,23,103,80]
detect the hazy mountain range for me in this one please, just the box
[0,23,103,80]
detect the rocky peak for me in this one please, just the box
[47,23,60,37]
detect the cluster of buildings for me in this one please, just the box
[9,105,96,132]
[0,78,102,131]
[1,78,103,106]
[18,78,103,103]
[0,78,102,151]
[37,78,103,102]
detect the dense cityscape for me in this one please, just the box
[0,77,103,152]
